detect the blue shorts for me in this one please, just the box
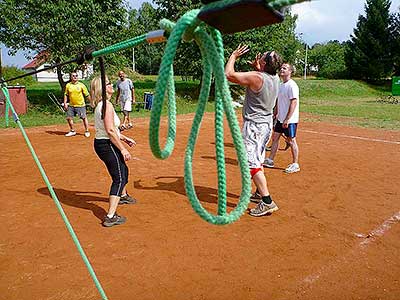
[274,121,298,138]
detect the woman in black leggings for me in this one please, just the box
[90,76,137,227]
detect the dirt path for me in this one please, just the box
[1,113,399,300]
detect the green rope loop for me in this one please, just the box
[150,10,252,225]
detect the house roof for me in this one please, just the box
[22,51,49,69]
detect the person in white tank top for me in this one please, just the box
[90,76,137,227]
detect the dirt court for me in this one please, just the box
[1,112,399,300]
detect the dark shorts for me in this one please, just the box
[66,106,87,119]
[274,121,298,138]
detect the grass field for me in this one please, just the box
[1,77,399,130]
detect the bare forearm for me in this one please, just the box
[285,100,297,121]
[225,55,237,81]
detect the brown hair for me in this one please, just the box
[263,51,283,75]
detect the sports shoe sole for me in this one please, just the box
[263,164,274,168]
[119,199,137,205]
[102,216,126,227]
[249,206,279,217]
[284,168,300,174]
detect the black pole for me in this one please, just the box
[98,56,107,120]
[0,57,77,84]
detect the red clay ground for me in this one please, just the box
[1,112,399,300]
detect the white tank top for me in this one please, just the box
[94,101,121,139]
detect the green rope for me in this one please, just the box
[1,87,109,300]
[268,0,311,10]
[150,10,252,225]
[92,34,147,58]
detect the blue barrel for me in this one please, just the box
[144,92,154,110]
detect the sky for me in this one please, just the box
[1,0,399,68]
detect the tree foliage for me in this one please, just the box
[390,9,400,75]
[1,66,35,86]
[345,0,393,81]
[308,41,348,79]
[0,0,128,89]
[223,12,300,71]
[124,3,165,75]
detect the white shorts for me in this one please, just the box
[120,99,132,112]
[242,120,272,168]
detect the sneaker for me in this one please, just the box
[284,163,300,174]
[65,131,76,137]
[249,200,279,217]
[127,123,133,129]
[84,131,90,138]
[119,194,137,205]
[250,190,262,203]
[263,157,274,168]
[102,213,126,227]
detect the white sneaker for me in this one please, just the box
[284,163,300,174]
[65,131,76,137]
[84,131,90,138]
[263,157,274,168]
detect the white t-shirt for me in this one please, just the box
[94,101,121,139]
[277,79,299,124]
[116,79,134,101]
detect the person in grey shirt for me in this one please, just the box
[225,45,282,217]
[116,70,136,130]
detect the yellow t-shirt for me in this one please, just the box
[64,82,89,107]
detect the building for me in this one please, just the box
[22,51,93,83]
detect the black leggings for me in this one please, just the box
[94,139,128,197]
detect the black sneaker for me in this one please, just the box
[250,191,262,203]
[102,213,126,227]
[119,194,137,205]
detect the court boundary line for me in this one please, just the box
[301,129,400,145]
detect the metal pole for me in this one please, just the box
[132,48,135,72]
[304,44,308,80]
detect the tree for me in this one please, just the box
[0,0,128,89]
[125,3,165,75]
[308,41,348,79]
[390,9,400,75]
[345,0,393,81]
[152,1,300,79]
[223,11,300,71]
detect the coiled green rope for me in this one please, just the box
[149,10,252,225]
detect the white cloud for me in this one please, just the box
[292,0,400,45]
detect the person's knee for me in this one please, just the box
[286,137,296,146]
[272,133,281,142]
[250,168,262,178]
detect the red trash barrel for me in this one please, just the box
[0,86,28,117]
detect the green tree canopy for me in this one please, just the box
[345,0,393,81]
[125,3,165,75]
[390,9,400,75]
[0,0,129,89]
[308,41,348,79]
